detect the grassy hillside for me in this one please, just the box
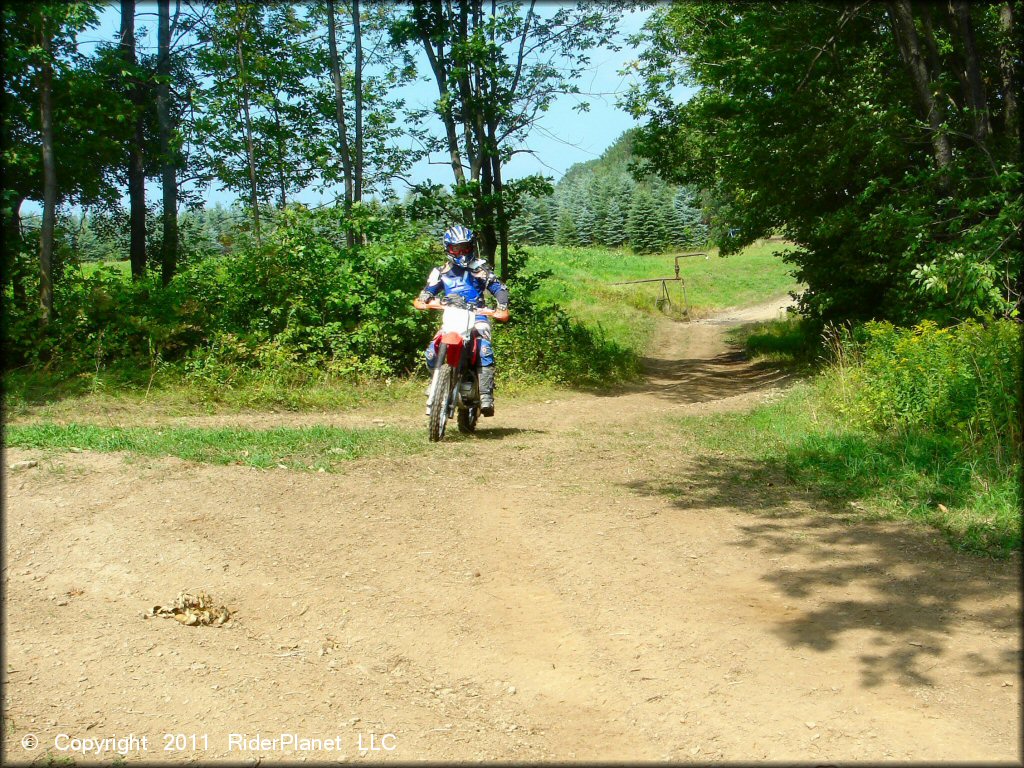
[524,241,799,354]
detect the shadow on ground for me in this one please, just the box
[623,453,1021,690]
[598,349,800,403]
[464,426,545,440]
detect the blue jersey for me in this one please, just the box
[421,258,508,308]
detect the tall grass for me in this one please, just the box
[823,319,1021,463]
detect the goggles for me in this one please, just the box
[447,242,473,256]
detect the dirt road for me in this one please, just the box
[4,297,1020,763]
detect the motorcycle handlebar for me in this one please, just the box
[414,299,498,317]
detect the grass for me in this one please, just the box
[7,241,797,417]
[523,241,799,354]
[725,315,819,370]
[5,422,427,471]
[667,381,1021,557]
[77,259,130,278]
[2,364,428,419]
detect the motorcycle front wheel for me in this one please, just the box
[428,363,455,442]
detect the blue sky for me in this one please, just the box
[50,3,667,211]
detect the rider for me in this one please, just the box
[412,224,510,416]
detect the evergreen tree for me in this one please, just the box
[556,207,579,247]
[627,185,660,254]
[674,185,708,247]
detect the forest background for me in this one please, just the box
[2,2,1021,551]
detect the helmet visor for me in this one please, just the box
[447,242,473,256]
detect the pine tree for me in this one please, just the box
[627,185,660,254]
[674,185,708,247]
[556,207,579,247]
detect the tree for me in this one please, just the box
[37,9,58,322]
[2,3,113,317]
[157,0,178,285]
[193,3,320,234]
[326,0,355,231]
[391,1,625,278]
[120,0,147,279]
[624,1,1022,324]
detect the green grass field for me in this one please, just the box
[524,241,798,353]
[663,378,1020,557]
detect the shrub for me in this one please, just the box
[826,318,1021,462]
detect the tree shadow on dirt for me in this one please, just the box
[623,454,1021,690]
[596,350,801,403]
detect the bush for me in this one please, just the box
[3,206,640,392]
[826,318,1021,462]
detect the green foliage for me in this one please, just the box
[3,206,655,393]
[625,2,1022,325]
[782,421,1020,556]
[526,241,798,321]
[3,205,434,378]
[515,130,709,253]
[826,319,1022,460]
[728,315,817,368]
[497,249,639,386]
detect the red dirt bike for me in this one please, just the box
[417,295,506,442]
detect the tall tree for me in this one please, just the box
[625,1,1022,324]
[195,4,346,231]
[37,11,58,323]
[120,0,147,279]
[326,0,354,224]
[352,0,363,204]
[392,1,624,278]
[310,1,419,211]
[998,3,1018,157]
[3,3,112,317]
[157,0,178,284]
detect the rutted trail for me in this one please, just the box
[4,297,1019,763]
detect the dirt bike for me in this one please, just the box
[420,295,499,442]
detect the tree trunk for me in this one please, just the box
[919,6,966,112]
[414,2,469,196]
[887,0,953,184]
[121,0,146,281]
[327,0,354,244]
[999,3,1018,153]
[489,130,508,281]
[491,0,512,280]
[157,0,178,286]
[235,28,260,237]
[352,0,363,205]
[948,1,991,144]
[38,18,57,324]
[272,105,287,208]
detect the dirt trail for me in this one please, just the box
[3,297,1020,763]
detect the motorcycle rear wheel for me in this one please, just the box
[457,404,478,433]
[428,363,455,442]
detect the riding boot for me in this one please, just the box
[479,365,496,417]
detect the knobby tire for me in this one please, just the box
[428,362,454,442]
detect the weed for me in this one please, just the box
[6,423,427,470]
